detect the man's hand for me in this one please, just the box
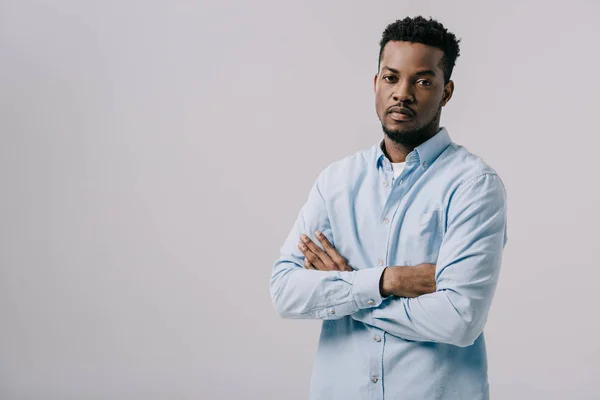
[297,231,353,272]
[298,231,436,298]
[380,264,437,298]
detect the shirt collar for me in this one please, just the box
[376,127,452,168]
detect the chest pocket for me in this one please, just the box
[403,208,444,265]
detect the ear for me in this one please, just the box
[441,80,454,106]
[373,74,378,93]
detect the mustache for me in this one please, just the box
[386,105,415,116]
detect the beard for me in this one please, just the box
[381,105,442,148]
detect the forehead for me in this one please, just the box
[380,41,444,73]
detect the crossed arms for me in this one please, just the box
[269,172,507,347]
[298,230,436,298]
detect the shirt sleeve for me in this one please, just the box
[351,173,508,347]
[269,170,387,320]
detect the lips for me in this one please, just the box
[387,105,415,117]
[387,106,415,122]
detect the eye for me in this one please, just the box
[417,79,432,87]
[383,75,398,83]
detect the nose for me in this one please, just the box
[392,81,415,104]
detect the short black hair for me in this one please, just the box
[378,16,461,83]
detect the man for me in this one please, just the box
[270,16,507,400]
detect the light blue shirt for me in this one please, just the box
[270,127,508,400]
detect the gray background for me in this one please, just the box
[1,0,599,399]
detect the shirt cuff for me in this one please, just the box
[352,266,387,309]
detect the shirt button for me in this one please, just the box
[371,376,378,383]
[422,162,428,168]
[399,179,403,184]
[329,308,335,314]
[383,181,388,187]
[367,299,375,306]
[379,259,384,266]
[374,335,381,342]
[383,218,389,224]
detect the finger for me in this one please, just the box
[298,241,326,270]
[315,231,352,271]
[300,234,335,268]
[304,257,316,270]
[315,230,348,266]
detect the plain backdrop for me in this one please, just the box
[1,1,599,399]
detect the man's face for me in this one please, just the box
[374,41,453,145]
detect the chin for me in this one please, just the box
[384,122,418,134]
[382,121,431,148]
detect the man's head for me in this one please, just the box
[375,17,460,148]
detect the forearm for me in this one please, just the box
[352,288,488,347]
[270,258,386,319]
[271,255,435,321]
[353,249,503,347]
[355,265,479,347]
[379,265,436,298]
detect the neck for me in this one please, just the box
[382,125,440,163]
[382,137,411,163]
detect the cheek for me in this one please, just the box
[374,93,384,110]
[419,95,443,112]
[375,89,390,107]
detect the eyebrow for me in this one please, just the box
[381,66,437,77]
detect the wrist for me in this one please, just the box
[379,266,397,297]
